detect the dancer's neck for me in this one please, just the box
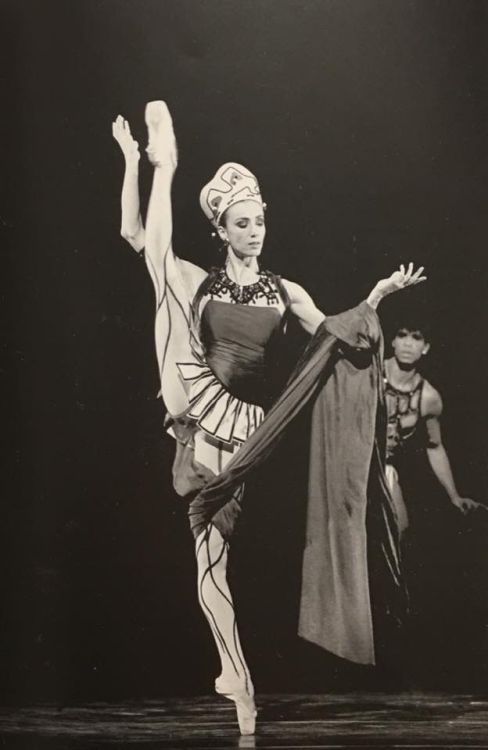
[225,248,260,286]
[385,357,420,390]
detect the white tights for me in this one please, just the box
[195,522,253,696]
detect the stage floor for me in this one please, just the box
[1,694,487,749]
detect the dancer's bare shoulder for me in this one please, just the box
[421,379,443,418]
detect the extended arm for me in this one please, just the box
[112,103,206,418]
[283,263,426,335]
[112,116,145,252]
[281,280,325,335]
[113,106,206,301]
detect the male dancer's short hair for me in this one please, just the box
[391,313,432,343]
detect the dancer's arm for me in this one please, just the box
[424,385,479,513]
[112,109,206,301]
[112,115,145,252]
[281,280,325,335]
[283,263,426,335]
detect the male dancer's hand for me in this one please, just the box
[451,495,482,514]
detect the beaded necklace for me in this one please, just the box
[208,266,280,305]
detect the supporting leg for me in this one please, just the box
[195,523,256,735]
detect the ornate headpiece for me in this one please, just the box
[199,162,264,226]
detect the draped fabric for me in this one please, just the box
[188,301,406,665]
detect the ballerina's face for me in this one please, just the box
[218,200,266,259]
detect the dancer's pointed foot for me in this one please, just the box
[215,675,257,736]
[144,100,177,168]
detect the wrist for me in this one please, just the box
[366,284,384,310]
[447,490,461,505]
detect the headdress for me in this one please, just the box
[199,162,264,226]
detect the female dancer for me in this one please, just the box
[113,101,425,734]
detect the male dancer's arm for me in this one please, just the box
[424,385,479,513]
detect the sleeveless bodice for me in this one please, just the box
[201,300,283,406]
[384,375,424,462]
[176,266,289,446]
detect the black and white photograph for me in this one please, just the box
[2,1,488,747]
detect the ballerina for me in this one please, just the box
[113,101,425,734]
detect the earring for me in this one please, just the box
[211,231,225,252]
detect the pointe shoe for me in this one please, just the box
[215,675,257,736]
[144,100,178,168]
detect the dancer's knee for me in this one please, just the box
[196,523,227,566]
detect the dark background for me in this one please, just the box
[2,0,487,703]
